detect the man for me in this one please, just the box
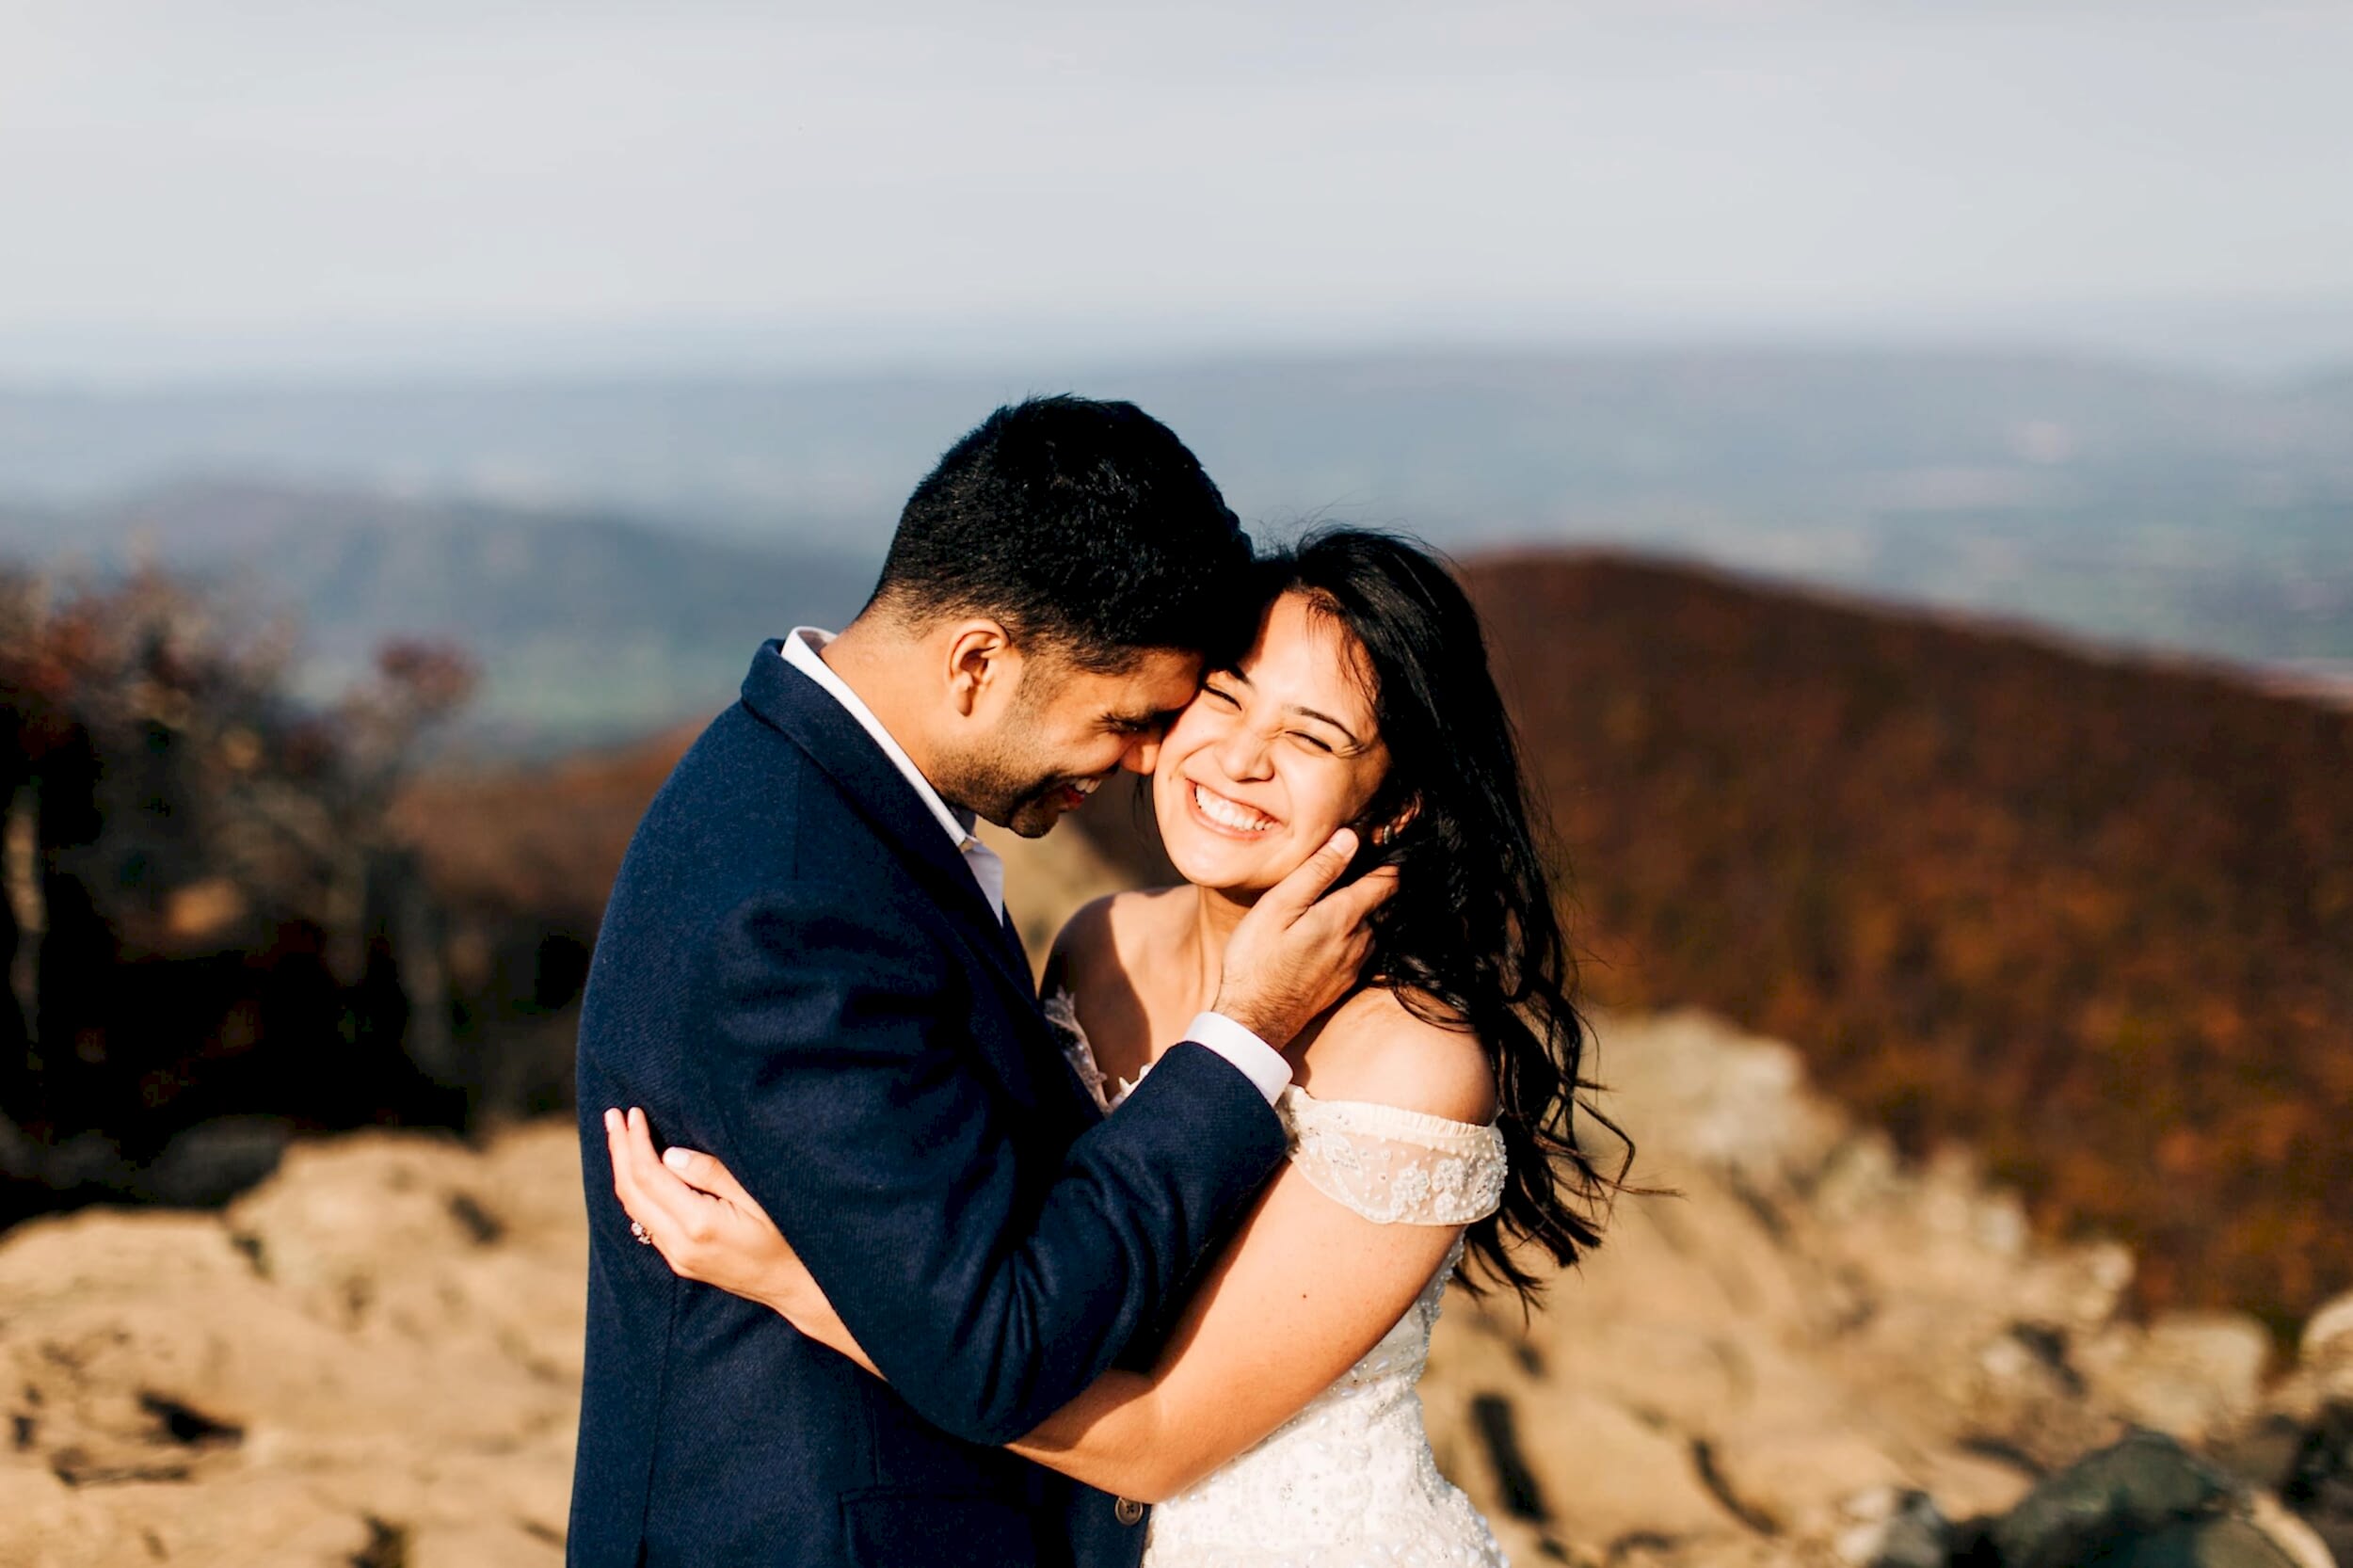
[568,396,1390,1567]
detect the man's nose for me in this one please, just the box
[1120,734,1162,775]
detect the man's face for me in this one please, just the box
[952,647,1205,838]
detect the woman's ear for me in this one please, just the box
[1370,795,1420,846]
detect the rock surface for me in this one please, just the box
[0,1008,2339,1566]
[0,1128,582,1567]
[1415,1012,2339,1568]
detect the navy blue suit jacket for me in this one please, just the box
[568,642,1289,1568]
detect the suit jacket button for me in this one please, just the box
[1113,1496,1146,1527]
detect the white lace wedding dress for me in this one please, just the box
[1045,990,1513,1567]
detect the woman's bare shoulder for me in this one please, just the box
[1294,987,1498,1125]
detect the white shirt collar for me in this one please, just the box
[779,628,1005,921]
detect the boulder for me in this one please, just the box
[2080,1315,2274,1443]
[1832,1487,1951,1568]
[2276,1402,2353,1567]
[2306,1294,2353,1384]
[1700,1427,1918,1535]
[0,1127,583,1567]
[1982,1429,2336,1568]
[2094,1517,2312,1568]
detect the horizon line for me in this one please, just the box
[8,321,2353,395]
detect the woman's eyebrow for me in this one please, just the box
[1212,668,1368,748]
[1284,703,1363,747]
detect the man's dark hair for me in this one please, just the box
[868,395,1257,671]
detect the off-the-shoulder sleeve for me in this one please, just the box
[1277,1087,1507,1225]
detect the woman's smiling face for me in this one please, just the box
[1154,590,1392,895]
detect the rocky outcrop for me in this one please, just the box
[1417,1011,2345,1568]
[0,1127,583,1567]
[0,1008,2341,1566]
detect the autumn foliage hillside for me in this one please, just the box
[1462,553,2353,1334]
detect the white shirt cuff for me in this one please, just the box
[1181,1011,1293,1106]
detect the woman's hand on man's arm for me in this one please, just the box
[604,1107,879,1375]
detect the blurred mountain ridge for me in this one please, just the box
[10,348,2353,524]
[6,480,874,748]
[5,348,2350,709]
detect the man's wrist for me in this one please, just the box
[1184,1011,1293,1105]
[1207,987,1289,1048]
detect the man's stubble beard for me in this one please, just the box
[939,696,1072,840]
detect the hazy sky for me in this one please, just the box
[6,1,2352,376]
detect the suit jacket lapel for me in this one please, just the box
[736,643,1059,1091]
[998,904,1032,978]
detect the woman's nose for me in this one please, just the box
[1215,726,1274,780]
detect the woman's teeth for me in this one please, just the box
[1193,782,1276,833]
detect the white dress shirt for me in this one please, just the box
[777,629,1291,1106]
[782,628,1005,921]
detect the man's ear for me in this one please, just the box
[941,619,1019,717]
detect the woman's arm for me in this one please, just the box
[1003,1159,1461,1501]
[1013,996,1504,1497]
[608,1108,1467,1502]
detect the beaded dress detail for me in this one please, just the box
[1044,988,1512,1567]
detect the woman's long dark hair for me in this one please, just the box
[1257,528,1628,1304]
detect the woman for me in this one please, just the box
[608,530,1625,1563]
